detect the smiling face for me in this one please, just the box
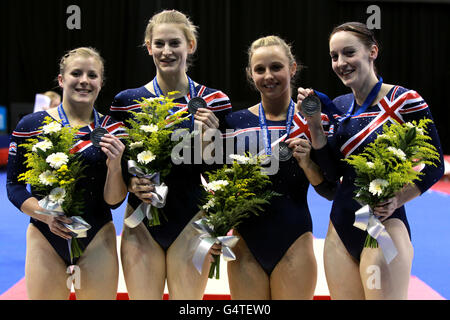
[249,45,297,100]
[329,31,378,91]
[58,56,103,107]
[147,23,194,76]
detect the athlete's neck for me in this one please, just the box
[60,101,94,126]
[155,72,189,98]
[351,73,379,106]
[260,94,292,121]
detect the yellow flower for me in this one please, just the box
[58,165,69,172]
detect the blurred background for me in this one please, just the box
[1,0,449,154]
[0,0,449,299]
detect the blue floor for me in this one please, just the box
[1,169,449,298]
[0,169,127,294]
[307,186,450,299]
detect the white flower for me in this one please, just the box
[369,179,389,197]
[366,162,375,169]
[137,150,156,164]
[405,122,424,135]
[205,180,229,192]
[46,152,69,169]
[129,141,144,149]
[42,122,62,134]
[229,154,251,164]
[32,140,53,153]
[39,170,57,186]
[387,147,406,161]
[202,198,216,211]
[49,187,66,205]
[140,124,158,133]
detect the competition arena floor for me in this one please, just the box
[1,159,449,300]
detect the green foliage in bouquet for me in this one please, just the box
[18,117,87,260]
[18,117,86,216]
[123,93,189,178]
[344,119,440,247]
[200,153,281,278]
[201,154,280,235]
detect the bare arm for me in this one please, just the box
[20,197,73,240]
[101,134,127,206]
[373,183,421,222]
[286,137,324,186]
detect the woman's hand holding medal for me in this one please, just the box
[194,108,220,131]
[285,137,313,170]
[188,96,219,131]
[99,134,126,171]
[297,87,322,127]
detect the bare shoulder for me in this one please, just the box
[46,107,60,120]
[248,104,259,116]
[381,83,395,95]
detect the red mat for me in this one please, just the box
[1,276,444,300]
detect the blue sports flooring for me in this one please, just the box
[1,169,449,298]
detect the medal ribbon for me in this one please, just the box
[153,76,198,126]
[313,90,342,124]
[57,104,100,130]
[258,100,295,156]
[338,76,383,123]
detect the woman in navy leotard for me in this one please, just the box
[225,36,336,299]
[110,10,232,299]
[6,47,128,299]
[298,22,444,299]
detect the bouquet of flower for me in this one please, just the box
[123,93,189,227]
[344,119,440,254]
[18,117,87,261]
[192,153,280,279]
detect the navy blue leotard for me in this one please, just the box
[7,111,127,266]
[225,108,335,275]
[110,83,232,251]
[313,86,445,261]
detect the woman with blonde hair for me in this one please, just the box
[225,35,336,299]
[7,47,128,299]
[110,10,232,299]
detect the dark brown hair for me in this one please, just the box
[329,22,380,74]
[329,22,379,50]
